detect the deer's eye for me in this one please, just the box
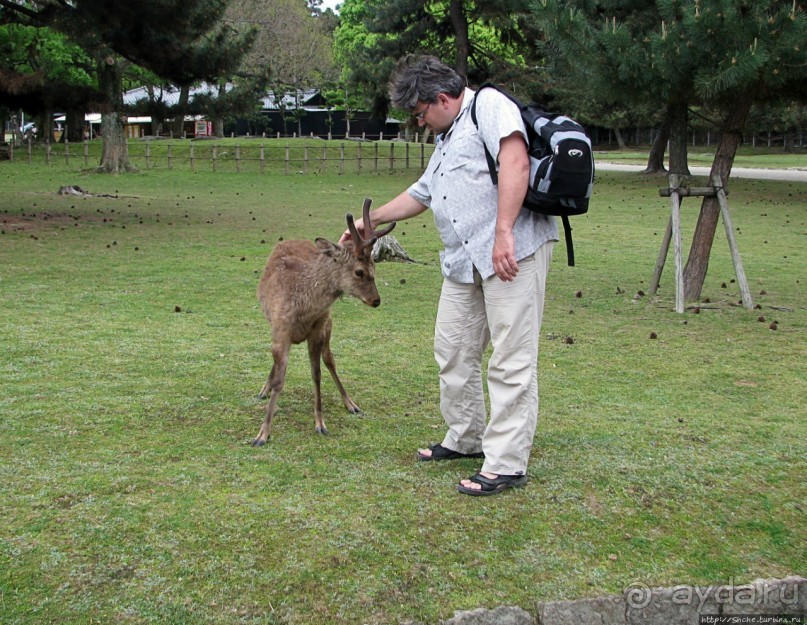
[355,269,365,278]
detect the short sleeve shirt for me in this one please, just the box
[408,87,558,283]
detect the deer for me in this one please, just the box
[251,198,396,446]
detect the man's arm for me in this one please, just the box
[492,132,530,281]
[339,190,427,243]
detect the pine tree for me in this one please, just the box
[533,0,807,300]
[1,0,255,172]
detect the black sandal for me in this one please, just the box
[457,473,528,496]
[417,443,484,462]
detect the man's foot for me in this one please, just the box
[417,443,484,462]
[457,472,528,496]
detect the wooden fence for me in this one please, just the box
[2,138,437,175]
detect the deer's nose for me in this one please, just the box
[372,298,381,308]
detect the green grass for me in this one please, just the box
[0,157,805,624]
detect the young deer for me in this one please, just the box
[252,198,395,445]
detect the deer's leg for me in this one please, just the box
[252,343,289,446]
[320,318,361,415]
[258,375,271,400]
[307,332,328,435]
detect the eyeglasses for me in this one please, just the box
[413,103,431,121]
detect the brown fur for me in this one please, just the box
[251,199,395,445]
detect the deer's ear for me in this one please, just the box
[315,238,341,256]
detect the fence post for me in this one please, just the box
[303,146,308,174]
[374,142,379,172]
[145,142,151,168]
[27,137,32,164]
[167,145,173,170]
[357,142,362,175]
[339,143,345,175]
[236,145,241,173]
[405,142,410,169]
[212,146,217,172]
[389,142,394,172]
[260,145,265,174]
[420,143,425,169]
[285,144,289,175]
[190,145,195,170]
[83,140,89,167]
[65,139,70,166]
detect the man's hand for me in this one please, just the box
[339,191,428,244]
[493,230,518,281]
[339,221,364,244]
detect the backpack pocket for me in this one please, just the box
[547,138,593,198]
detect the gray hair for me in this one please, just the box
[388,54,466,111]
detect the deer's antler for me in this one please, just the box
[346,198,396,249]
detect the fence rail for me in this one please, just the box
[1,138,437,174]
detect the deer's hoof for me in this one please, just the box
[348,406,361,414]
[251,438,268,447]
[316,426,329,435]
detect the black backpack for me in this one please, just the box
[470,83,595,266]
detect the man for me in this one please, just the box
[340,55,557,496]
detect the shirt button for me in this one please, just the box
[464,240,469,245]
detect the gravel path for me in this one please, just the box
[596,161,807,182]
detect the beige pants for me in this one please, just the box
[434,241,553,475]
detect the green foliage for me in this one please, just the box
[533,0,807,111]
[333,0,541,117]
[0,23,96,113]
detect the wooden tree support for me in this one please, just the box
[650,174,753,313]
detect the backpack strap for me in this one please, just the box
[561,215,575,267]
[470,83,502,186]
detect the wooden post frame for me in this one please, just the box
[712,174,753,310]
[652,174,753,313]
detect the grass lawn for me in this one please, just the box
[0,156,804,624]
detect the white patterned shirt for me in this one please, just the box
[408,87,558,283]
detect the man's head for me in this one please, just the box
[389,55,466,134]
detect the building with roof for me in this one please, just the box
[120,83,401,139]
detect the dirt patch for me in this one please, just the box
[1,211,90,232]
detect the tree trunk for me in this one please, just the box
[38,108,55,143]
[172,84,190,137]
[643,117,670,174]
[682,92,754,301]
[372,235,416,263]
[668,97,690,175]
[613,128,627,149]
[449,0,469,78]
[783,130,793,153]
[65,107,85,143]
[97,57,135,173]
